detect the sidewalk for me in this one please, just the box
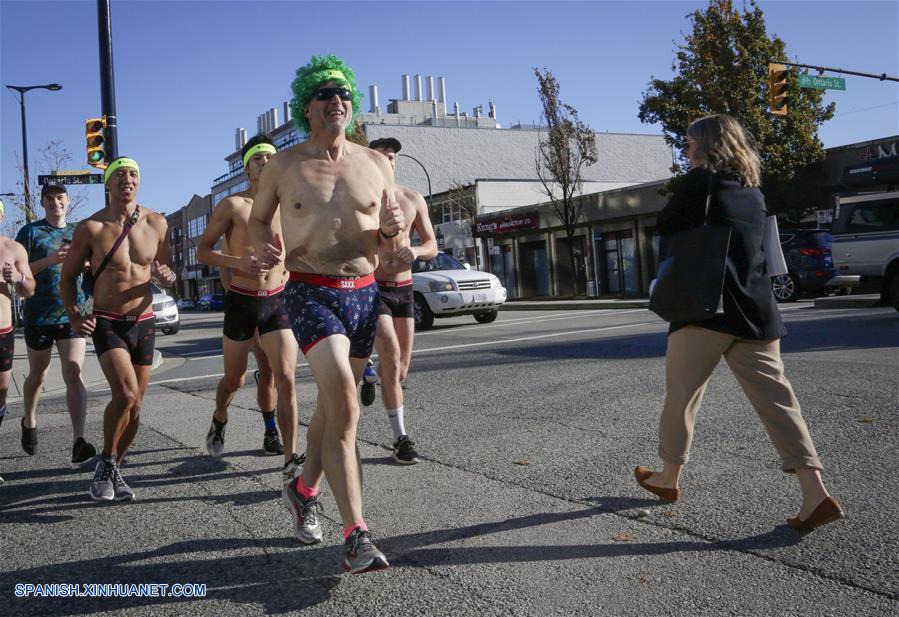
[501,293,884,311]
[1,381,895,616]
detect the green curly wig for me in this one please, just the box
[289,55,363,135]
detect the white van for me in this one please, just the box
[831,190,899,311]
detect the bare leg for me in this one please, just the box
[57,337,88,440]
[252,334,276,413]
[97,349,140,458]
[302,336,368,528]
[115,364,152,463]
[373,315,403,410]
[214,336,254,423]
[22,346,52,430]
[258,329,300,464]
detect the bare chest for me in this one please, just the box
[280,160,382,224]
[94,222,158,270]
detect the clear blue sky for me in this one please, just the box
[2,0,897,219]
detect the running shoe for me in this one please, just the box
[263,429,283,456]
[89,457,115,502]
[342,528,389,574]
[392,435,421,465]
[205,418,226,458]
[284,476,323,545]
[71,437,97,468]
[21,419,37,455]
[360,360,378,407]
[281,452,306,509]
[112,465,135,501]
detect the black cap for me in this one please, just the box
[40,183,68,197]
[369,137,402,154]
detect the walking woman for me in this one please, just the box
[635,114,843,531]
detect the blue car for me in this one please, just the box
[197,293,226,311]
[771,229,850,302]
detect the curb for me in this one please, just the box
[501,301,650,311]
[813,294,883,309]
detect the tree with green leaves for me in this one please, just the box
[638,0,835,220]
[534,67,598,296]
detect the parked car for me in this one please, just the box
[411,252,507,330]
[770,229,853,302]
[151,283,180,335]
[831,190,899,312]
[197,293,225,311]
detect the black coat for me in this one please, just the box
[656,167,786,340]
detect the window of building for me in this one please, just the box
[187,246,197,266]
[442,203,462,223]
[188,215,207,238]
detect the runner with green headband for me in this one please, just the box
[60,155,177,503]
[197,134,302,488]
[251,54,405,574]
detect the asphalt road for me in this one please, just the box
[1,304,897,616]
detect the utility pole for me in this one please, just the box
[97,0,119,161]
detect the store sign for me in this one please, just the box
[476,211,539,235]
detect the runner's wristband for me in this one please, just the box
[379,227,399,239]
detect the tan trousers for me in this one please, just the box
[659,326,822,472]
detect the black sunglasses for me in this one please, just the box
[313,87,353,102]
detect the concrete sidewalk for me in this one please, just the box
[502,293,883,311]
[1,371,896,615]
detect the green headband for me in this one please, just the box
[314,69,349,87]
[243,143,277,169]
[105,158,140,183]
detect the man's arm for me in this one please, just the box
[376,161,405,252]
[409,191,438,260]
[59,222,95,334]
[198,198,254,273]
[151,215,176,287]
[5,241,36,298]
[250,160,283,269]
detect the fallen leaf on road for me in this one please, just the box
[613,532,634,542]
[638,576,649,584]
[513,460,530,465]
[857,417,874,423]
[663,510,678,518]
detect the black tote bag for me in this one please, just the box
[649,175,732,323]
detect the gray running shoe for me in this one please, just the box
[90,458,115,502]
[342,528,389,574]
[281,452,306,509]
[112,465,135,501]
[205,418,226,458]
[392,435,421,465]
[263,429,283,456]
[284,475,323,545]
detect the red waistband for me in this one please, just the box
[377,278,413,288]
[229,283,285,297]
[0,325,13,335]
[94,310,155,323]
[289,272,376,290]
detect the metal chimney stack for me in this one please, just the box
[256,115,263,135]
[488,100,496,119]
[473,105,481,118]
[454,101,460,126]
[270,107,279,130]
[283,101,292,124]
[234,129,242,150]
[402,74,411,100]
[426,76,435,101]
[414,74,423,101]
[438,77,447,115]
[369,85,380,113]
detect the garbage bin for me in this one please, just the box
[586,281,598,297]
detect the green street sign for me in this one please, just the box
[798,74,846,90]
[38,174,104,186]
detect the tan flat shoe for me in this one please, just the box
[787,496,844,531]
[634,466,680,502]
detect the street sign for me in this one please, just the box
[54,169,93,176]
[798,74,846,90]
[38,174,104,186]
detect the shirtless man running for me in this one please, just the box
[198,134,302,484]
[0,197,36,483]
[250,55,404,574]
[360,137,437,465]
[60,157,176,502]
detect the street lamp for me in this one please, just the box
[397,153,432,207]
[5,83,63,217]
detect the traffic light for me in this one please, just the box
[85,117,108,168]
[767,63,789,116]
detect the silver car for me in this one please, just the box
[151,283,180,335]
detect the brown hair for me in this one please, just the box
[687,114,761,187]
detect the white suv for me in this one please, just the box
[411,252,507,330]
[151,283,180,335]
